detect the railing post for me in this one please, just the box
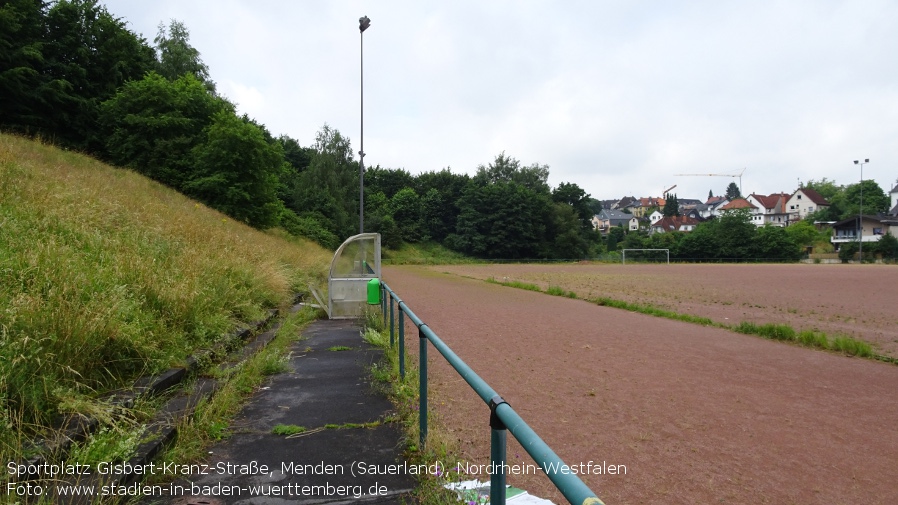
[489,396,508,505]
[419,326,428,448]
[381,284,387,322]
[389,295,395,347]
[399,309,405,379]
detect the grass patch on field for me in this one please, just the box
[482,273,887,363]
[734,321,873,357]
[485,277,542,292]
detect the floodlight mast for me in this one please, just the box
[854,158,869,262]
[358,15,370,234]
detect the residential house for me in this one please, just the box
[629,196,666,217]
[682,208,705,221]
[629,217,642,232]
[650,215,701,235]
[831,215,898,250]
[718,198,757,214]
[592,209,633,235]
[612,196,637,211]
[649,210,664,224]
[786,188,830,220]
[699,196,730,219]
[745,193,791,227]
[677,198,703,212]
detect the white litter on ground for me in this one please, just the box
[445,480,555,505]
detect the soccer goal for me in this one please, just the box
[622,248,670,264]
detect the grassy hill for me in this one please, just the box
[0,133,332,446]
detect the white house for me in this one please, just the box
[745,193,791,227]
[786,188,830,220]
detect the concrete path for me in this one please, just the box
[154,319,415,505]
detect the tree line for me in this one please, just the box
[4,1,889,261]
[0,0,603,258]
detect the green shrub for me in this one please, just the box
[797,330,828,349]
[829,336,873,357]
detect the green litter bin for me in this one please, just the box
[367,278,381,305]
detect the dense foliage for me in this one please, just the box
[3,1,892,262]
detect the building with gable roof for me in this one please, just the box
[786,188,830,220]
[650,215,701,235]
[746,193,791,227]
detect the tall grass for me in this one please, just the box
[382,241,474,265]
[0,134,331,450]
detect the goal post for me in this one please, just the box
[622,248,670,264]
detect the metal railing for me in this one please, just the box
[380,282,606,505]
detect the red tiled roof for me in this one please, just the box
[795,188,830,206]
[637,197,666,207]
[652,215,700,231]
[720,198,756,210]
[750,193,790,211]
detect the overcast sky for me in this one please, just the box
[103,0,898,202]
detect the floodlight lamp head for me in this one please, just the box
[854,160,859,164]
[359,16,371,32]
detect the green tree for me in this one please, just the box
[725,182,742,199]
[38,0,156,150]
[547,203,591,258]
[185,111,284,228]
[785,220,823,248]
[804,178,842,201]
[390,187,422,242]
[419,187,446,242]
[874,232,898,261]
[0,0,49,135]
[416,168,470,242]
[754,225,801,261]
[677,209,757,261]
[842,180,889,218]
[838,242,858,263]
[287,124,358,239]
[365,166,415,200]
[663,193,680,217]
[453,181,550,259]
[154,19,214,91]
[474,152,550,193]
[99,72,230,189]
[606,226,625,252]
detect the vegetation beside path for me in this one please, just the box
[0,135,331,467]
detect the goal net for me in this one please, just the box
[622,249,670,264]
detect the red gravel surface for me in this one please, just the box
[384,265,898,505]
[437,263,898,358]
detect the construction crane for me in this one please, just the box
[674,168,745,194]
[662,184,677,197]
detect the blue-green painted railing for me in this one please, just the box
[380,282,606,505]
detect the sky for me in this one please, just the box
[103,0,898,202]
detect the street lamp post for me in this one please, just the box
[854,158,869,262]
[359,15,370,234]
